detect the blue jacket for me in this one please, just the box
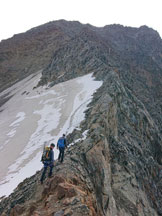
[57,137,67,148]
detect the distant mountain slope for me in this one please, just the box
[0,20,81,92]
[0,20,162,128]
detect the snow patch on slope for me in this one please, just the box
[7,112,26,138]
[0,72,102,197]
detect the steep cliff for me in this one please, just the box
[0,20,162,216]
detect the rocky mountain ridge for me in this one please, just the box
[0,70,162,215]
[0,20,162,215]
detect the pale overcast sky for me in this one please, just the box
[0,0,162,41]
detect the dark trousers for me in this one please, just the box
[58,147,65,162]
[40,163,53,183]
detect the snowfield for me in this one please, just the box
[0,72,102,197]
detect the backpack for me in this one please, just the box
[41,147,51,162]
[58,138,65,148]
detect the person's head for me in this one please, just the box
[63,134,65,137]
[50,143,55,149]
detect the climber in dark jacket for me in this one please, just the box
[57,134,67,163]
[40,143,55,184]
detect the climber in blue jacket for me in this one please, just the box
[57,134,67,163]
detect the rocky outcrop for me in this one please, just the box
[0,20,162,215]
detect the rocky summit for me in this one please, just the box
[0,20,162,216]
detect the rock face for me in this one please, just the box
[0,20,162,215]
